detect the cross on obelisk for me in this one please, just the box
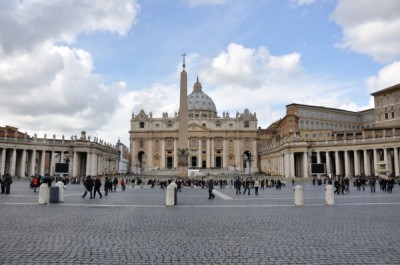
[177,54,189,178]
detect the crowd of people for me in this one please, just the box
[1,172,398,199]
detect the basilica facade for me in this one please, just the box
[129,77,258,174]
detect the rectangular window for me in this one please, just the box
[216,123,221,128]
[215,138,222,149]
[139,122,145,128]
[244,121,249,128]
[166,139,173,149]
[190,139,198,149]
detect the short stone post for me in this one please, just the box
[38,183,49,205]
[294,185,303,206]
[325,184,334,206]
[166,182,178,206]
[55,181,66,202]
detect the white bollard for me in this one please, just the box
[166,182,177,206]
[55,181,66,202]
[38,183,49,205]
[325,184,334,206]
[294,185,303,206]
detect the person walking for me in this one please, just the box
[104,177,109,196]
[82,175,94,199]
[113,177,118,192]
[243,177,251,195]
[93,176,102,198]
[370,177,376,193]
[120,179,126,191]
[254,178,260,195]
[208,177,215,199]
[234,177,242,194]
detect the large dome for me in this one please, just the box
[187,77,217,114]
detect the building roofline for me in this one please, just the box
[285,103,373,115]
[371,83,400,96]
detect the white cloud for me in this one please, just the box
[0,0,139,144]
[0,0,138,55]
[195,43,365,128]
[187,0,226,7]
[366,61,400,93]
[290,0,316,7]
[331,0,400,63]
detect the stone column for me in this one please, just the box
[86,152,92,176]
[363,149,371,175]
[303,152,308,178]
[40,150,45,176]
[211,138,215,168]
[222,138,227,168]
[30,150,36,176]
[130,139,136,173]
[161,139,166,169]
[207,138,211,168]
[235,138,240,170]
[10,149,17,176]
[20,149,27,177]
[252,139,257,173]
[335,151,340,175]
[91,152,97,175]
[289,152,295,178]
[0,148,5,175]
[60,151,64,163]
[198,138,202,168]
[344,150,350,177]
[147,139,153,170]
[326,151,331,176]
[316,151,321,163]
[284,153,290,178]
[373,149,378,176]
[49,151,55,176]
[394,147,399,176]
[72,152,78,177]
[174,139,178,168]
[354,150,360,176]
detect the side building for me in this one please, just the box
[0,128,119,178]
[258,83,400,178]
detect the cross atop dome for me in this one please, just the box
[182,53,186,69]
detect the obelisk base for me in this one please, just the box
[178,153,189,179]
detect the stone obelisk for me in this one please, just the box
[177,54,189,178]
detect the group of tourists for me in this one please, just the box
[81,176,128,199]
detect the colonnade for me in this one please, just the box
[262,144,400,178]
[0,138,119,177]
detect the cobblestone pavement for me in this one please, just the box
[1,179,400,264]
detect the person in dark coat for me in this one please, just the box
[93,176,102,198]
[113,177,118,192]
[208,177,215,199]
[104,177,109,195]
[2,174,13,194]
[82,175,94,199]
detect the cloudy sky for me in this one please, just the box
[1,0,400,146]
